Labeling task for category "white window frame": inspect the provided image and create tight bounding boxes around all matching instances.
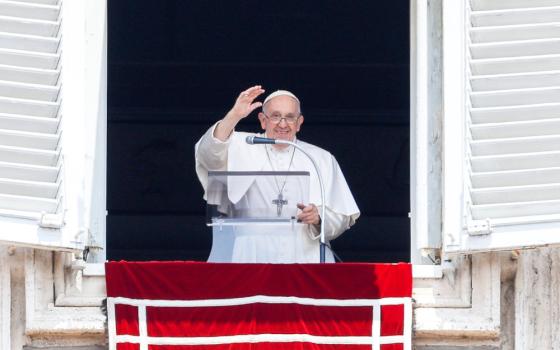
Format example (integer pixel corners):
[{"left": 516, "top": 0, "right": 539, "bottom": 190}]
[
  {"left": 56, "top": 0, "right": 107, "bottom": 259},
  {"left": 441, "top": 0, "right": 468, "bottom": 255},
  {"left": 81, "top": 0, "right": 108, "bottom": 263},
  {"left": 85, "top": 0, "right": 444, "bottom": 278},
  {"left": 52, "top": 0, "right": 108, "bottom": 305},
  {"left": 410, "top": 0, "right": 445, "bottom": 271}
]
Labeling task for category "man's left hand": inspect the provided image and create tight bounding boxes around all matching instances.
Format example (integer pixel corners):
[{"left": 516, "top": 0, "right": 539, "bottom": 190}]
[{"left": 297, "top": 203, "right": 321, "bottom": 225}]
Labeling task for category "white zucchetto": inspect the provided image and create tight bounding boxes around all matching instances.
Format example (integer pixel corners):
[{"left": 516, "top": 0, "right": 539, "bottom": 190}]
[{"left": 263, "top": 90, "right": 300, "bottom": 106}]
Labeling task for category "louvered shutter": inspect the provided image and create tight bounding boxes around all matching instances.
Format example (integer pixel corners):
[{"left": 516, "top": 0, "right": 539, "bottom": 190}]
[
  {"left": 444, "top": 0, "right": 560, "bottom": 253},
  {"left": 0, "top": 0, "right": 84, "bottom": 251}
]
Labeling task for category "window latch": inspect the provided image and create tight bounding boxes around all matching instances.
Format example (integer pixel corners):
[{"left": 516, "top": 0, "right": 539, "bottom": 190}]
[
  {"left": 467, "top": 218, "right": 492, "bottom": 235},
  {"left": 38, "top": 212, "right": 64, "bottom": 229}
]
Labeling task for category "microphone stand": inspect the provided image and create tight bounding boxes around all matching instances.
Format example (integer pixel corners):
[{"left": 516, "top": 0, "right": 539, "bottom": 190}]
[{"left": 247, "top": 136, "right": 327, "bottom": 263}]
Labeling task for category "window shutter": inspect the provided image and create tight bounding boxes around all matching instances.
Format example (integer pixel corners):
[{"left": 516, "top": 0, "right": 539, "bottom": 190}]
[
  {"left": 0, "top": 0, "right": 83, "bottom": 251},
  {"left": 445, "top": 0, "right": 560, "bottom": 253}
]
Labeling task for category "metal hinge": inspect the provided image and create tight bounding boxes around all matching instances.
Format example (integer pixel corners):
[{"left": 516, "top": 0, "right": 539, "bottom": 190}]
[{"left": 467, "top": 218, "right": 493, "bottom": 235}]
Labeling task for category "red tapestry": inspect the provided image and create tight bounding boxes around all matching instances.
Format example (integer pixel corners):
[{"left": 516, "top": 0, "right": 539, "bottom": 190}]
[{"left": 105, "top": 262, "right": 412, "bottom": 350}]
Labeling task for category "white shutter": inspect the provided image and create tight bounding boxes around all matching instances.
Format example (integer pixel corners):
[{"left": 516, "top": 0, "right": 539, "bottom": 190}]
[
  {"left": 444, "top": 0, "right": 560, "bottom": 253},
  {"left": 0, "top": 0, "right": 83, "bottom": 251}
]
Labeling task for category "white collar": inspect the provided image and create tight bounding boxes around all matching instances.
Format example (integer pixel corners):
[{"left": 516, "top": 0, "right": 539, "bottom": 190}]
[{"left": 262, "top": 133, "right": 297, "bottom": 154}]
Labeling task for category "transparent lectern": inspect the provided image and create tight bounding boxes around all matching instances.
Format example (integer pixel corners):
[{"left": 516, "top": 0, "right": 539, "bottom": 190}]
[
  {"left": 206, "top": 171, "right": 310, "bottom": 227},
  {"left": 205, "top": 171, "right": 311, "bottom": 262}
]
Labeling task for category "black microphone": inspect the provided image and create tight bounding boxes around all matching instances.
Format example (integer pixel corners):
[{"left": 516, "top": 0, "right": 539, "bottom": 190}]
[{"left": 246, "top": 136, "right": 277, "bottom": 144}]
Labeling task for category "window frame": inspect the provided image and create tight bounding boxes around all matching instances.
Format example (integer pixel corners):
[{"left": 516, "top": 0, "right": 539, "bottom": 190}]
[{"left": 88, "top": 0, "right": 444, "bottom": 275}]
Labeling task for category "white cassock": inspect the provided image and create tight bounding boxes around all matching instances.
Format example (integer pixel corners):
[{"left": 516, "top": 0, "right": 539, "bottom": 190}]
[{"left": 195, "top": 122, "right": 360, "bottom": 263}]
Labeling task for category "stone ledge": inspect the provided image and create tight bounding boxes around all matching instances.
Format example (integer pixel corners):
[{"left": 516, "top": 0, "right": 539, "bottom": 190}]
[{"left": 26, "top": 308, "right": 105, "bottom": 336}]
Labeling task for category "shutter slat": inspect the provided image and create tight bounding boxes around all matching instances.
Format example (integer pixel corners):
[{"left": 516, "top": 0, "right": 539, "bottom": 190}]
[
  {"left": 471, "top": 167, "right": 560, "bottom": 188},
  {"left": 470, "top": 22, "right": 560, "bottom": 43},
  {"left": 0, "top": 192, "right": 57, "bottom": 212},
  {"left": 471, "top": 118, "right": 560, "bottom": 140},
  {"left": 6, "top": 1, "right": 60, "bottom": 7},
  {"left": 472, "top": 199, "right": 560, "bottom": 219},
  {"left": 471, "top": 86, "right": 560, "bottom": 107},
  {"left": 471, "top": 102, "right": 560, "bottom": 123},
  {"left": 0, "top": 177, "right": 58, "bottom": 198},
  {"left": 471, "top": 150, "right": 560, "bottom": 172},
  {"left": 0, "top": 160, "right": 58, "bottom": 182},
  {"left": 471, "top": 54, "right": 560, "bottom": 75},
  {"left": 471, "top": 71, "right": 560, "bottom": 91},
  {"left": 0, "top": 113, "right": 58, "bottom": 132},
  {"left": 0, "top": 32, "right": 59, "bottom": 53},
  {"left": 0, "top": 80, "right": 58, "bottom": 101},
  {"left": 472, "top": 183, "right": 560, "bottom": 204},
  {"left": 0, "top": 15, "right": 59, "bottom": 37},
  {"left": 0, "top": 129, "right": 58, "bottom": 150},
  {"left": 472, "top": 6, "right": 560, "bottom": 27},
  {"left": 0, "top": 145, "right": 58, "bottom": 166},
  {"left": 0, "top": 1, "right": 60, "bottom": 21},
  {"left": 0, "top": 96, "right": 58, "bottom": 117},
  {"left": 471, "top": 0, "right": 560, "bottom": 11},
  {"left": 471, "top": 135, "right": 560, "bottom": 156},
  {"left": 0, "top": 64, "right": 59, "bottom": 85},
  {"left": 471, "top": 38, "right": 560, "bottom": 59},
  {"left": 0, "top": 48, "right": 58, "bottom": 69}
]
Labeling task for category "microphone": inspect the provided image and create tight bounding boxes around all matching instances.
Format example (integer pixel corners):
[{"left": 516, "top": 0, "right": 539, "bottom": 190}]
[{"left": 246, "top": 136, "right": 277, "bottom": 144}]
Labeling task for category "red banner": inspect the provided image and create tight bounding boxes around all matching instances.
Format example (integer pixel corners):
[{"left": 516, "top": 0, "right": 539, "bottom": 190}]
[{"left": 106, "top": 262, "right": 412, "bottom": 350}]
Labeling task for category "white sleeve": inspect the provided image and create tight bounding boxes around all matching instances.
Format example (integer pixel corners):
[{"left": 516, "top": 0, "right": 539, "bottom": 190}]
[
  {"left": 195, "top": 122, "right": 232, "bottom": 171},
  {"left": 306, "top": 205, "right": 353, "bottom": 241}
]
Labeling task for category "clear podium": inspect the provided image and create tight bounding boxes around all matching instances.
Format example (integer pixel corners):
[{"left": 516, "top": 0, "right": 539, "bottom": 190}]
[
  {"left": 205, "top": 171, "right": 311, "bottom": 262},
  {"left": 206, "top": 170, "right": 311, "bottom": 226}
]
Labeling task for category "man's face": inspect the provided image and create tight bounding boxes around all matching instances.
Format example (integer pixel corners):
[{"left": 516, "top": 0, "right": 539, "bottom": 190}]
[{"left": 258, "top": 95, "right": 304, "bottom": 142}]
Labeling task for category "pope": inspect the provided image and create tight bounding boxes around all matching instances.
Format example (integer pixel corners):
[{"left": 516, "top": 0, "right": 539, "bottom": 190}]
[{"left": 195, "top": 85, "right": 360, "bottom": 263}]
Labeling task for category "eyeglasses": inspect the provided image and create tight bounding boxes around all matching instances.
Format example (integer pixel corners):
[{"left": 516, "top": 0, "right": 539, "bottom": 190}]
[{"left": 263, "top": 113, "right": 301, "bottom": 124}]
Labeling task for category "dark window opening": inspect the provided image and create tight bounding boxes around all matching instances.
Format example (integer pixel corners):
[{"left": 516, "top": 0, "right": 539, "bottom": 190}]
[{"left": 107, "top": 1, "right": 410, "bottom": 262}]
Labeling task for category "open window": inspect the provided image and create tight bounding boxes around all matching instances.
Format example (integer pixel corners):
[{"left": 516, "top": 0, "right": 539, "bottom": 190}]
[
  {"left": 107, "top": 1, "right": 411, "bottom": 263},
  {"left": 443, "top": 0, "right": 560, "bottom": 254}
]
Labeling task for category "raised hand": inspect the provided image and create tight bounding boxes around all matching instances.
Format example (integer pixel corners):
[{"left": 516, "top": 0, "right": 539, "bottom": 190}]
[
  {"left": 213, "top": 85, "right": 265, "bottom": 141},
  {"left": 228, "top": 85, "right": 266, "bottom": 120}
]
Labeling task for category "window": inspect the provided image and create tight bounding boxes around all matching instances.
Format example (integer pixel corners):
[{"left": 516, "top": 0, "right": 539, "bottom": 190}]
[{"left": 106, "top": 0, "right": 411, "bottom": 263}]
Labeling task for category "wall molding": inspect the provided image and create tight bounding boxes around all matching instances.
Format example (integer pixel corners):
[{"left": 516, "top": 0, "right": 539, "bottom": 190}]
[
  {"left": 414, "top": 253, "right": 501, "bottom": 341},
  {"left": 24, "top": 250, "right": 105, "bottom": 339}
]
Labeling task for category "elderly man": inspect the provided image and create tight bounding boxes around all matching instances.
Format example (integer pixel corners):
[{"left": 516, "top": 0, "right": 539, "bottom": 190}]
[{"left": 195, "top": 85, "right": 360, "bottom": 263}]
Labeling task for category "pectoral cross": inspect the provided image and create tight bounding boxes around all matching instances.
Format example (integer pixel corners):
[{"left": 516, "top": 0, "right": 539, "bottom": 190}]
[{"left": 272, "top": 193, "right": 288, "bottom": 217}]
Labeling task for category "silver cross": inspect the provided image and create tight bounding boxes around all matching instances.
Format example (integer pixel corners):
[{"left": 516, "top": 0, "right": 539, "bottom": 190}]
[{"left": 272, "top": 193, "right": 288, "bottom": 217}]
